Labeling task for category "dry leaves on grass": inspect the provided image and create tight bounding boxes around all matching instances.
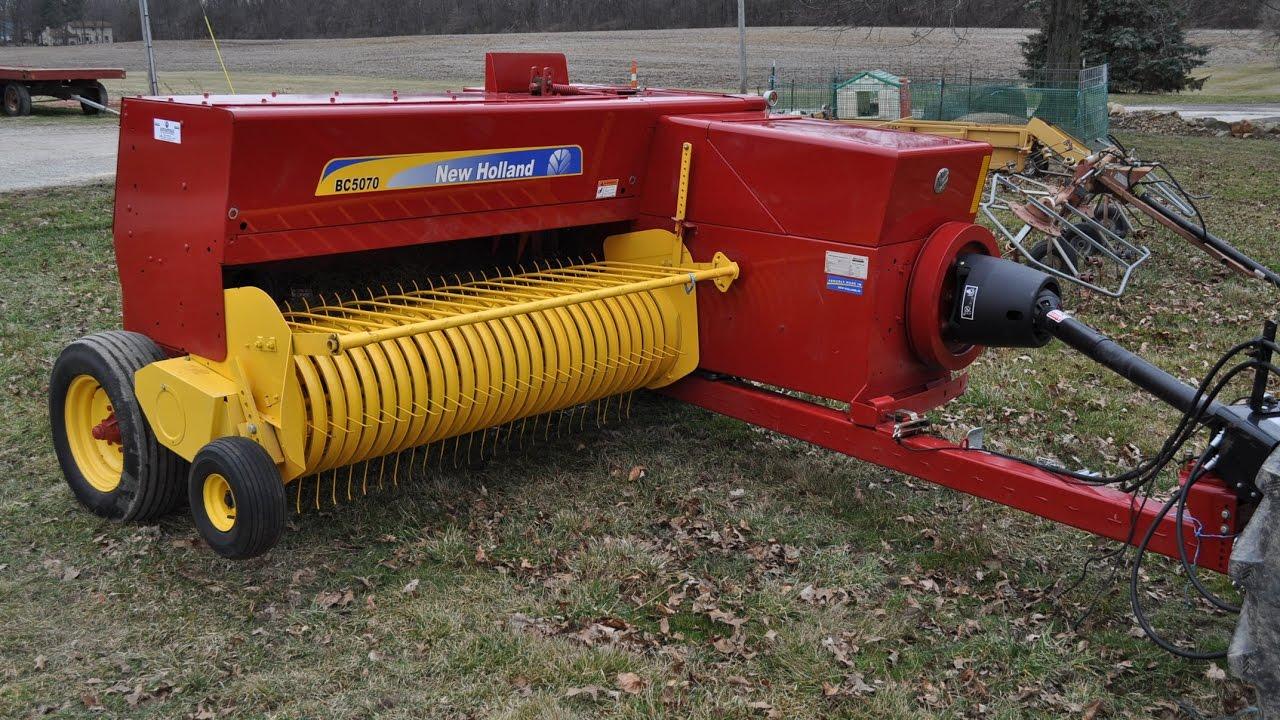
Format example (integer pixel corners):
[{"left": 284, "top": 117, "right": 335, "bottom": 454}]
[
  {"left": 314, "top": 588, "right": 354, "bottom": 610},
  {"left": 616, "top": 672, "right": 648, "bottom": 694},
  {"left": 822, "top": 671, "right": 876, "bottom": 697},
  {"left": 747, "top": 700, "right": 781, "bottom": 718},
  {"left": 41, "top": 558, "right": 81, "bottom": 581}
]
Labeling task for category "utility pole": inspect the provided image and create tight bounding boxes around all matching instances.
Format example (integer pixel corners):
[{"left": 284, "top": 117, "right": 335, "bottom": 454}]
[
  {"left": 138, "top": 0, "right": 159, "bottom": 95},
  {"left": 737, "top": 0, "right": 747, "bottom": 93}
]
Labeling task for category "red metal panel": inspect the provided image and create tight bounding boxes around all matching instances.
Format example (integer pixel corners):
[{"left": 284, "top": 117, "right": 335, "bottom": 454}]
[
  {"left": 633, "top": 114, "right": 993, "bottom": 410},
  {"left": 663, "top": 375, "right": 1236, "bottom": 574},
  {"left": 639, "top": 116, "right": 989, "bottom": 247},
  {"left": 114, "top": 99, "right": 234, "bottom": 360},
  {"left": 0, "top": 66, "right": 125, "bottom": 82},
  {"left": 219, "top": 97, "right": 750, "bottom": 238},
  {"left": 485, "top": 53, "right": 569, "bottom": 92},
  {"left": 112, "top": 91, "right": 766, "bottom": 359},
  {"left": 647, "top": 220, "right": 954, "bottom": 407},
  {"left": 224, "top": 199, "right": 639, "bottom": 265}
]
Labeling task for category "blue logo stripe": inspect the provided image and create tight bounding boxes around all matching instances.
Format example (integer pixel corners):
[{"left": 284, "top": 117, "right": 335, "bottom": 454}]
[{"left": 321, "top": 156, "right": 384, "bottom": 179}]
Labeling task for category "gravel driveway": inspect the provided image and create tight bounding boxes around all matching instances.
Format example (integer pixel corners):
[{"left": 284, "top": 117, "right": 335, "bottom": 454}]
[
  {"left": 1125, "top": 104, "right": 1280, "bottom": 124},
  {"left": 0, "top": 120, "right": 118, "bottom": 192}
]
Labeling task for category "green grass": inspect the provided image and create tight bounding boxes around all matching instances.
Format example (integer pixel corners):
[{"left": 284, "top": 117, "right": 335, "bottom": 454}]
[
  {"left": 0, "top": 133, "right": 1276, "bottom": 718},
  {"left": 1112, "top": 62, "right": 1280, "bottom": 106}
]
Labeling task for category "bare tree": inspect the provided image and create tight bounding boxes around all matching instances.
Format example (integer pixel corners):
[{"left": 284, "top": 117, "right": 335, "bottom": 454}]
[
  {"left": 1265, "top": 2, "right": 1280, "bottom": 62},
  {"left": 1, "top": 0, "right": 1266, "bottom": 45}
]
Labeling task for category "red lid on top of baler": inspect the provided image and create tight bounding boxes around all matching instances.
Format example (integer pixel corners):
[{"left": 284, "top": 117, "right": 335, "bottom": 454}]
[
  {"left": 641, "top": 113, "right": 993, "bottom": 248},
  {"left": 678, "top": 113, "right": 986, "bottom": 154}
]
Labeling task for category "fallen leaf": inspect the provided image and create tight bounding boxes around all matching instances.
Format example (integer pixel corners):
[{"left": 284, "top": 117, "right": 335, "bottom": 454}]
[
  {"left": 124, "top": 685, "right": 147, "bottom": 707},
  {"left": 1206, "top": 662, "right": 1227, "bottom": 681},
  {"left": 628, "top": 465, "right": 647, "bottom": 482},
  {"left": 402, "top": 578, "right": 420, "bottom": 595},
  {"left": 616, "top": 672, "right": 647, "bottom": 694},
  {"left": 315, "top": 589, "right": 354, "bottom": 610}
]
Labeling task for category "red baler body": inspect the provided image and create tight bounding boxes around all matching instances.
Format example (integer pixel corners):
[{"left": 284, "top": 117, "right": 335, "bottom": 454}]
[{"left": 111, "top": 54, "right": 1237, "bottom": 572}]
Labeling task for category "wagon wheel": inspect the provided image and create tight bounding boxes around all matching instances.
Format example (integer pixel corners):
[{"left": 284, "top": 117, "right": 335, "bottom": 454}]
[
  {"left": 79, "top": 81, "right": 109, "bottom": 116},
  {"left": 1028, "top": 224, "right": 1095, "bottom": 278},
  {"left": 49, "top": 331, "right": 186, "bottom": 520},
  {"left": 1, "top": 83, "right": 31, "bottom": 117}
]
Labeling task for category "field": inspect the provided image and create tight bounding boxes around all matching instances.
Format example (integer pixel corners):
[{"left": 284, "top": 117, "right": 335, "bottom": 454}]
[
  {"left": 0, "top": 27, "right": 1275, "bottom": 98},
  {"left": 0, "top": 128, "right": 1277, "bottom": 718}
]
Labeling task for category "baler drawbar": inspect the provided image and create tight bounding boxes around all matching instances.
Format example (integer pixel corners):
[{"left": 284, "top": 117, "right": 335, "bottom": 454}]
[{"left": 47, "top": 53, "right": 1280, "bottom": 710}]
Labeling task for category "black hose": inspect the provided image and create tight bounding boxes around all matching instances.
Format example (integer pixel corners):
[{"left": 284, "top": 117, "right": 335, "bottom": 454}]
[
  {"left": 984, "top": 337, "right": 1269, "bottom": 491},
  {"left": 1175, "top": 452, "right": 1242, "bottom": 614},
  {"left": 1129, "top": 488, "right": 1229, "bottom": 660}
]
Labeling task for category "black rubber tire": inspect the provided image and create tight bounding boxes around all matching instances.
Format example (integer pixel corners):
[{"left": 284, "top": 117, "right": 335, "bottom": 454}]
[
  {"left": 49, "top": 331, "right": 186, "bottom": 521},
  {"left": 1092, "top": 204, "right": 1132, "bottom": 240},
  {"left": 188, "top": 437, "right": 286, "bottom": 560},
  {"left": 2, "top": 82, "right": 31, "bottom": 117},
  {"left": 80, "top": 82, "right": 108, "bottom": 116},
  {"left": 1029, "top": 231, "right": 1088, "bottom": 277}
]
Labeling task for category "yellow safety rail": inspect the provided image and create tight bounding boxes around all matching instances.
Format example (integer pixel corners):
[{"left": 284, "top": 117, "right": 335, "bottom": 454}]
[{"left": 291, "top": 254, "right": 737, "bottom": 356}]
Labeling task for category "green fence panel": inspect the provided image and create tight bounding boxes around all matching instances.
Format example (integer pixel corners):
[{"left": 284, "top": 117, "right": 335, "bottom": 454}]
[{"left": 769, "top": 65, "right": 1109, "bottom": 144}]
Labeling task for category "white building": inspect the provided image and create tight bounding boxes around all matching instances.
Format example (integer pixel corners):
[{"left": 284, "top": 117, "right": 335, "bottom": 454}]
[
  {"left": 40, "top": 21, "right": 113, "bottom": 46},
  {"left": 835, "top": 70, "right": 903, "bottom": 121}
]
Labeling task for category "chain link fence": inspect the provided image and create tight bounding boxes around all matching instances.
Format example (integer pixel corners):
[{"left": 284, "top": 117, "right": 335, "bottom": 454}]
[{"left": 765, "top": 64, "right": 1109, "bottom": 143}]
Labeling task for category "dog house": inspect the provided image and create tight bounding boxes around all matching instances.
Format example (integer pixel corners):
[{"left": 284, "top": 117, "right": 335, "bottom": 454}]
[{"left": 835, "top": 70, "right": 902, "bottom": 120}]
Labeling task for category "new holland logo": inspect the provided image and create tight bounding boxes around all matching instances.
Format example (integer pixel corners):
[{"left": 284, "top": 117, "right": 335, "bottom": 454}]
[{"left": 316, "top": 145, "right": 584, "bottom": 196}]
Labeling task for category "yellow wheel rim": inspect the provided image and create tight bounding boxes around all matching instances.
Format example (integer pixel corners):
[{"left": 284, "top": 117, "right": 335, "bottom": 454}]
[
  {"left": 202, "top": 473, "right": 236, "bottom": 532},
  {"left": 63, "top": 375, "right": 123, "bottom": 493}
]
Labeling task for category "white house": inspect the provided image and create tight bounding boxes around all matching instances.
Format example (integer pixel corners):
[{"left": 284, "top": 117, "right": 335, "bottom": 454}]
[{"left": 40, "top": 20, "right": 113, "bottom": 46}]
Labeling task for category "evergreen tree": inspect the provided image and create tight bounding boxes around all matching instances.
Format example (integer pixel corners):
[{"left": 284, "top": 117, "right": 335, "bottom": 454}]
[
  {"left": 1022, "top": 0, "right": 1208, "bottom": 93},
  {"left": 38, "top": 0, "right": 85, "bottom": 29}
]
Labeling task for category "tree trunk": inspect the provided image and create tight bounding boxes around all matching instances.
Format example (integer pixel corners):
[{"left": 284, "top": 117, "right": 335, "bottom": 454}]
[{"left": 1043, "top": 0, "right": 1083, "bottom": 69}]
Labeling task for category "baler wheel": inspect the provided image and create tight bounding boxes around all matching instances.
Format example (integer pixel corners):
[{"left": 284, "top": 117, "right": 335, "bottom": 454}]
[
  {"left": 50, "top": 331, "right": 186, "bottom": 521},
  {"left": 188, "top": 437, "right": 286, "bottom": 560}
]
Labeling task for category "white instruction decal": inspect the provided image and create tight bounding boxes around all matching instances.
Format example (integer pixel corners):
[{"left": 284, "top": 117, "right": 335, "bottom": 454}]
[
  {"left": 824, "top": 251, "right": 869, "bottom": 280},
  {"left": 960, "top": 285, "right": 979, "bottom": 320},
  {"left": 153, "top": 118, "right": 182, "bottom": 144},
  {"left": 595, "top": 179, "right": 619, "bottom": 199}
]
